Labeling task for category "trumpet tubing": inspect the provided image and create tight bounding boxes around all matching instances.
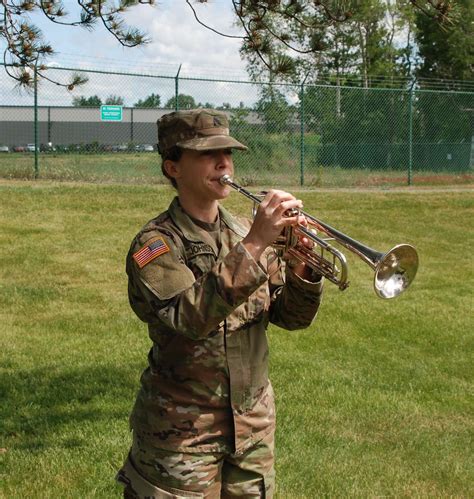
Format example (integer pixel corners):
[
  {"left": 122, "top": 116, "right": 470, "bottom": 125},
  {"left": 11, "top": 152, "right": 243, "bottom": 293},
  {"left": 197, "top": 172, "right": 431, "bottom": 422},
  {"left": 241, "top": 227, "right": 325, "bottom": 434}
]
[{"left": 220, "top": 174, "right": 419, "bottom": 299}]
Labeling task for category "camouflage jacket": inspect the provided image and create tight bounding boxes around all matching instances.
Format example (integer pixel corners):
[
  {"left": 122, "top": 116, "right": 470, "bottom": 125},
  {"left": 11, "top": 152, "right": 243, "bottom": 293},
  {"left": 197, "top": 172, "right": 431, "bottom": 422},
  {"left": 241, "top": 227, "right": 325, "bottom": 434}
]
[{"left": 126, "top": 197, "right": 324, "bottom": 455}]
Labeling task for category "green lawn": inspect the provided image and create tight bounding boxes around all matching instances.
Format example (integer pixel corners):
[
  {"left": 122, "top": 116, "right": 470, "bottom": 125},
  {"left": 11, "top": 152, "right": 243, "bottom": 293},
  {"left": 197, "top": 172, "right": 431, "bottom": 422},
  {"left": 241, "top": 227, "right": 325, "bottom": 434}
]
[
  {"left": 1, "top": 181, "right": 473, "bottom": 497},
  {"left": 1, "top": 152, "right": 473, "bottom": 188}
]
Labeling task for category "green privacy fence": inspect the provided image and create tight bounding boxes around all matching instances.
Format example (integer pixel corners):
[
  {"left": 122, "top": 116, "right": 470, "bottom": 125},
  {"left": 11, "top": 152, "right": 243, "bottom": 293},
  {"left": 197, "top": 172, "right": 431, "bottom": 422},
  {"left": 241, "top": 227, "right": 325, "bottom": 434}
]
[{"left": 0, "top": 64, "right": 472, "bottom": 187}]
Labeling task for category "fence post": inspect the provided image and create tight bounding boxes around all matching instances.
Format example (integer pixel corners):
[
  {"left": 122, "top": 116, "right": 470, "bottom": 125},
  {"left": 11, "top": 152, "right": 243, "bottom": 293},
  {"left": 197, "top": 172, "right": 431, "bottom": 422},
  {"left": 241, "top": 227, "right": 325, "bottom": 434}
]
[
  {"left": 130, "top": 107, "right": 134, "bottom": 144},
  {"left": 175, "top": 64, "right": 182, "bottom": 111},
  {"left": 299, "top": 73, "right": 310, "bottom": 186},
  {"left": 300, "top": 82, "right": 305, "bottom": 186},
  {"left": 34, "top": 60, "right": 39, "bottom": 179},
  {"left": 408, "top": 84, "right": 414, "bottom": 186},
  {"left": 47, "top": 106, "right": 51, "bottom": 144}
]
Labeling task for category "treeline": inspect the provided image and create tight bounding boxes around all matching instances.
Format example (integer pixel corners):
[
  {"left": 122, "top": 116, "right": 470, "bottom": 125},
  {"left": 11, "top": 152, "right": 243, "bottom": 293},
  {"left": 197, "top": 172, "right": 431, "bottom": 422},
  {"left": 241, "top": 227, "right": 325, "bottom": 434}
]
[
  {"left": 70, "top": 81, "right": 472, "bottom": 173},
  {"left": 230, "top": 86, "right": 473, "bottom": 172},
  {"left": 72, "top": 86, "right": 472, "bottom": 149},
  {"left": 72, "top": 93, "right": 205, "bottom": 109}
]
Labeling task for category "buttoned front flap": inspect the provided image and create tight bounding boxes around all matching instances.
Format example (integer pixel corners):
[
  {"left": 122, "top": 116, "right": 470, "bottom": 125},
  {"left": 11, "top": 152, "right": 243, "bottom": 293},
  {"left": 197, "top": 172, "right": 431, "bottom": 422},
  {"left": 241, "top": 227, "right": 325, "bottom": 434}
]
[
  {"left": 185, "top": 242, "right": 217, "bottom": 278},
  {"left": 225, "top": 281, "right": 271, "bottom": 332},
  {"left": 131, "top": 231, "right": 196, "bottom": 301},
  {"left": 224, "top": 246, "right": 274, "bottom": 334}
]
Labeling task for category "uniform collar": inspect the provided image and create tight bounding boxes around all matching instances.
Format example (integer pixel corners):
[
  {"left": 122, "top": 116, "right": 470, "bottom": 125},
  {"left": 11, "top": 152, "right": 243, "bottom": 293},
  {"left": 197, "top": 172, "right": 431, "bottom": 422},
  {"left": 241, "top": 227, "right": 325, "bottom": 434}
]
[
  {"left": 219, "top": 204, "right": 248, "bottom": 238},
  {"left": 168, "top": 197, "right": 248, "bottom": 254}
]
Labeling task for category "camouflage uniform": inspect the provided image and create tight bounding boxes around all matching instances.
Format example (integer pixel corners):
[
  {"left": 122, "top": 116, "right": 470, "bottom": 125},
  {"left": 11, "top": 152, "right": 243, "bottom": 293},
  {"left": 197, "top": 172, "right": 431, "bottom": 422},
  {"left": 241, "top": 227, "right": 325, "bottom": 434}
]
[{"left": 117, "top": 197, "right": 324, "bottom": 498}]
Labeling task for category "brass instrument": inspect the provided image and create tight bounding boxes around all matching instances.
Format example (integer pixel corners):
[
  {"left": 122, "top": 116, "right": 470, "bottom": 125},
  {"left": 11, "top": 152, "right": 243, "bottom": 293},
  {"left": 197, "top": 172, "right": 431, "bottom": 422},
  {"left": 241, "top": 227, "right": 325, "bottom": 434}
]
[{"left": 220, "top": 174, "right": 418, "bottom": 299}]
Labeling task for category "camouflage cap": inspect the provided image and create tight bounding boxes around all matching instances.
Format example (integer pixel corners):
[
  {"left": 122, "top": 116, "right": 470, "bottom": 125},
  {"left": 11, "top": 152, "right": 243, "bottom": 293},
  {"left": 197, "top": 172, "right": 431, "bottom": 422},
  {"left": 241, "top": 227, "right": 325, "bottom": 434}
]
[{"left": 157, "top": 108, "right": 247, "bottom": 155}]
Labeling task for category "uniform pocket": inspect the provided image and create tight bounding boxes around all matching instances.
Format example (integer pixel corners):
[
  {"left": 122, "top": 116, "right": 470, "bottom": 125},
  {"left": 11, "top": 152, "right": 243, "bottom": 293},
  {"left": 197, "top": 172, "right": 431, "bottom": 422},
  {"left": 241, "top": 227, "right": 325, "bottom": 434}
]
[
  {"left": 187, "top": 251, "right": 215, "bottom": 279},
  {"left": 117, "top": 455, "right": 204, "bottom": 498}
]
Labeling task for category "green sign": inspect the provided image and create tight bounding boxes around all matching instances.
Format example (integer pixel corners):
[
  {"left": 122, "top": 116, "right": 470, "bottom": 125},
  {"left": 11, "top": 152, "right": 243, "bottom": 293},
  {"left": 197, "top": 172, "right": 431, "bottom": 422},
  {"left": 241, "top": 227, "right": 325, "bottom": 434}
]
[{"left": 100, "top": 105, "right": 123, "bottom": 121}]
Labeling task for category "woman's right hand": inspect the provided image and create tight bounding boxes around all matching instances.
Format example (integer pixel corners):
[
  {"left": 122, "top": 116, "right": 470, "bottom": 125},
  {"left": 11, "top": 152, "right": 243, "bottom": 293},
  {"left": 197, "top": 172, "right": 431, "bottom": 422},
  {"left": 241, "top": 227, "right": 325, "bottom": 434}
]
[{"left": 241, "top": 189, "right": 306, "bottom": 261}]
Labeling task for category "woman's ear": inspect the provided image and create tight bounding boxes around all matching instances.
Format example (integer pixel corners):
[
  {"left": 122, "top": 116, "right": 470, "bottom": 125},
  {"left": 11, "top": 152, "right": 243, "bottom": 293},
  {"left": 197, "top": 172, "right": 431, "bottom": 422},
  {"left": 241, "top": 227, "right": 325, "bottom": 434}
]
[{"left": 163, "top": 159, "right": 181, "bottom": 181}]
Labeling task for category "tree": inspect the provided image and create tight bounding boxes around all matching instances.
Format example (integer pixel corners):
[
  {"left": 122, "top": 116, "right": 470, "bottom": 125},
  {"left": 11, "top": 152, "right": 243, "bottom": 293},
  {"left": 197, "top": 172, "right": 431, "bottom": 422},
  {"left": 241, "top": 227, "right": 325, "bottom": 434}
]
[
  {"left": 72, "top": 94, "right": 125, "bottom": 106},
  {"left": 255, "top": 86, "right": 292, "bottom": 133},
  {"left": 72, "top": 95, "right": 102, "bottom": 107},
  {"left": 165, "top": 94, "right": 196, "bottom": 110},
  {"left": 105, "top": 95, "right": 125, "bottom": 105},
  {"left": 190, "top": 0, "right": 459, "bottom": 82},
  {"left": 2, "top": 0, "right": 153, "bottom": 88},
  {"left": 237, "top": 0, "right": 422, "bottom": 87},
  {"left": 414, "top": 0, "right": 474, "bottom": 83},
  {"left": 134, "top": 93, "right": 161, "bottom": 108}
]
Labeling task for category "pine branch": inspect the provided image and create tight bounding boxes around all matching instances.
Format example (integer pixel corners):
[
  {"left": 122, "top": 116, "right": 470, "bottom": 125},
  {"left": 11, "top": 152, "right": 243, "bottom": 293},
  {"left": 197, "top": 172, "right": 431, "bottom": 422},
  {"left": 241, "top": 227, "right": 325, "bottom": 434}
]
[
  {"left": 185, "top": 0, "right": 244, "bottom": 39},
  {"left": 1, "top": 0, "right": 153, "bottom": 87}
]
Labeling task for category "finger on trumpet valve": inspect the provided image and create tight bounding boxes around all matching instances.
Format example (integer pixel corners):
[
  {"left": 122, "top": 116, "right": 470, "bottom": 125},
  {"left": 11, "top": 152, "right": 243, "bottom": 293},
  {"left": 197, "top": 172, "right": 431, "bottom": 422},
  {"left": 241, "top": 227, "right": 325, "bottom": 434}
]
[
  {"left": 284, "top": 208, "right": 300, "bottom": 218},
  {"left": 299, "top": 235, "right": 314, "bottom": 249}
]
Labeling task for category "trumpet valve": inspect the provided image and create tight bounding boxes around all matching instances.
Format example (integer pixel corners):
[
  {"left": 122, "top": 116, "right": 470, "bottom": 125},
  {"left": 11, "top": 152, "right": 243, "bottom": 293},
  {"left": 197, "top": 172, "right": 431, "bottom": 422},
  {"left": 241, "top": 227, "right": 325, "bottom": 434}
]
[{"left": 284, "top": 207, "right": 300, "bottom": 218}]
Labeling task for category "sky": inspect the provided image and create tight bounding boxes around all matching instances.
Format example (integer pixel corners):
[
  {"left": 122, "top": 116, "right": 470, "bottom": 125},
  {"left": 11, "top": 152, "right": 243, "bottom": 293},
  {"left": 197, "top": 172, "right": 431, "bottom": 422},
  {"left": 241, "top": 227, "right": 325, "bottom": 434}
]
[
  {"left": 44, "top": 0, "right": 248, "bottom": 78},
  {"left": 0, "top": 0, "right": 265, "bottom": 106}
]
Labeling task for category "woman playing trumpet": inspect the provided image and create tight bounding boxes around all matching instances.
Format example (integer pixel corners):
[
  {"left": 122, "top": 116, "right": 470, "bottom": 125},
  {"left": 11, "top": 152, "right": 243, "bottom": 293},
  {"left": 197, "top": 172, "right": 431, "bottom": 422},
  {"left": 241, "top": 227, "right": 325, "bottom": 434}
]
[{"left": 116, "top": 108, "right": 324, "bottom": 498}]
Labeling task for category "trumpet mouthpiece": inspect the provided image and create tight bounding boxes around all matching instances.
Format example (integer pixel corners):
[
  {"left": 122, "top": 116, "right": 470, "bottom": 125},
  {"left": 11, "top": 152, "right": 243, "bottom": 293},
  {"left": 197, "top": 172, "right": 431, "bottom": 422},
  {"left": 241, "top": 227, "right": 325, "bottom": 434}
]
[{"left": 220, "top": 174, "right": 232, "bottom": 185}]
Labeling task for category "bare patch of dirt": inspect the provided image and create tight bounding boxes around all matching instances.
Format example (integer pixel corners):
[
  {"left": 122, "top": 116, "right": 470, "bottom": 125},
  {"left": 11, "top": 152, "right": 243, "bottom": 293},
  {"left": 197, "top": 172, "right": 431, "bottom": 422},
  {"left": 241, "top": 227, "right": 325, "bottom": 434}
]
[{"left": 355, "top": 173, "right": 474, "bottom": 187}]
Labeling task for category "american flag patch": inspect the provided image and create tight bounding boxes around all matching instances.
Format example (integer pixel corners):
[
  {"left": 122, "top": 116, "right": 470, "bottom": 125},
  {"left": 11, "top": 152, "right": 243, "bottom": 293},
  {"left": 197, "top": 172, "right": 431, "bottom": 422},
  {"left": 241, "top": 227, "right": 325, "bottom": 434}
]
[{"left": 133, "top": 236, "right": 170, "bottom": 268}]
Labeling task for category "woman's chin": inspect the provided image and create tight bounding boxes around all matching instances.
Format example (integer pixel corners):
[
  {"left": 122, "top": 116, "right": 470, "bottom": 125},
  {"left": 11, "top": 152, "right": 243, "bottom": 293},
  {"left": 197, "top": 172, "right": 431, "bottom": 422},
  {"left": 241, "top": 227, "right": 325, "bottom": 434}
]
[{"left": 210, "top": 183, "right": 230, "bottom": 199}]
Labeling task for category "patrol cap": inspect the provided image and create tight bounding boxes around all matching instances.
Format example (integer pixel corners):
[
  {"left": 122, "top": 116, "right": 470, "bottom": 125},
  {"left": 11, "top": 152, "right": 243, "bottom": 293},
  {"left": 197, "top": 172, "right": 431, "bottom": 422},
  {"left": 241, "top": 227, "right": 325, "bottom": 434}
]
[{"left": 157, "top": 108, "right": 247, "bottom": 155}]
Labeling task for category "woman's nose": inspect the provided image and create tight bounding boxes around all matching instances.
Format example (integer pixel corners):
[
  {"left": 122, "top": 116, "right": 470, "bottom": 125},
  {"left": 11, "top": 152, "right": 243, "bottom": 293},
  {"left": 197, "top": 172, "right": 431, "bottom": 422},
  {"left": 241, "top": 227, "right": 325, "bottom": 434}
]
[{"left": 216, "top": 151, "right": 231, "bottom": 168}]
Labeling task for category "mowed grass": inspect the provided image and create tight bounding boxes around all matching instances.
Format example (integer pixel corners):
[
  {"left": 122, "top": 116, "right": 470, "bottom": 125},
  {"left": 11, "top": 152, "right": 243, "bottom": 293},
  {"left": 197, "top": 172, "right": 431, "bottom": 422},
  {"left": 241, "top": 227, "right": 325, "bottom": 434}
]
[
  {"left": 1, "top": 152, "right": 473, "bottom": 188},
  {"left": 0, "top": 181, "right": 473, "bottom": 498}
]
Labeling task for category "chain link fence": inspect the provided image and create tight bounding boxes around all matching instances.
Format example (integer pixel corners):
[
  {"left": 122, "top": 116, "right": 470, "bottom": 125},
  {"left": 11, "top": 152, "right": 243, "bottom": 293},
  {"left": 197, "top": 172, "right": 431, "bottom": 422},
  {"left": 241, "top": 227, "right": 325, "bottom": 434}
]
[{"left": 0, "top": 64, "right": 473, "bottom": 187}]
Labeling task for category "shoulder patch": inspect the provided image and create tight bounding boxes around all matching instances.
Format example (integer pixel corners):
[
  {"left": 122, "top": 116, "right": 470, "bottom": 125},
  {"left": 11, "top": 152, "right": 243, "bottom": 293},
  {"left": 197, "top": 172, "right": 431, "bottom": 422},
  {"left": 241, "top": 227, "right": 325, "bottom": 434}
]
[{"left": 133, "top": 236, "right": 170, "bottom": 268}]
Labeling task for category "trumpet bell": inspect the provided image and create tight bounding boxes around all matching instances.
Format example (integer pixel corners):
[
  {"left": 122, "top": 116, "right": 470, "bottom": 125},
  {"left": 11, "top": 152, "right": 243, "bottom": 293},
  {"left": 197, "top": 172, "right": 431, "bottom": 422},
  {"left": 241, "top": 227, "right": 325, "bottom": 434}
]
[{"left": 374, "top": 244, "right": 419, "bottom": 299}]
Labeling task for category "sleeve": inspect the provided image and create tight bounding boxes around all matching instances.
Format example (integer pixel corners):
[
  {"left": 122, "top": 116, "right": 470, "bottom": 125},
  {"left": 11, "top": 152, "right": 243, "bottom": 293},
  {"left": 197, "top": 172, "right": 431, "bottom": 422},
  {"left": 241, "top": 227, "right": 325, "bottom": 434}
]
[
  {"left": 126, "top": 230, "right": 269, "bottom": 340},
  {"left": 266, "top": 249, "right": 324, "bottom": 331}
]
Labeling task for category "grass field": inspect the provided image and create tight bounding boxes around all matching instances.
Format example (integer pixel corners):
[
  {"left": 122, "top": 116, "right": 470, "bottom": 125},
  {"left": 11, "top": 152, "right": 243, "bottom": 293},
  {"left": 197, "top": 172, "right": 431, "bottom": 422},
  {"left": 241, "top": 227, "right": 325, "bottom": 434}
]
[
  {"left": 1, "top": 152, "right": 473, "bottom": 188},
  {"left": 1, "top": 180, "right": 473, "bottom": 497}
]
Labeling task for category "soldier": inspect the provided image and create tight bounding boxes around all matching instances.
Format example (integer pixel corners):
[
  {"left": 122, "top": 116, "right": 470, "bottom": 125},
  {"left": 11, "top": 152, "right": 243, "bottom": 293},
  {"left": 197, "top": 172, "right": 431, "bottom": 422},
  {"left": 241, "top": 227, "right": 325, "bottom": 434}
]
[{"left": 116, "top": 108, "right": 324, "bottom": 498}]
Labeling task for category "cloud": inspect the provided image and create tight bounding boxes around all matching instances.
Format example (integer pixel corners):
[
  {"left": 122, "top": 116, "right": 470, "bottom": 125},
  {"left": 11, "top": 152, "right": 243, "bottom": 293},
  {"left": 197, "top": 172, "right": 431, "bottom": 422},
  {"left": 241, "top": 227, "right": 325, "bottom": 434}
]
[
  {"left": 126, "top": 1, "right": 246, "bottom": 76},
  {"left": 0, "top": 1, "right": 257, "bottom": 106}
]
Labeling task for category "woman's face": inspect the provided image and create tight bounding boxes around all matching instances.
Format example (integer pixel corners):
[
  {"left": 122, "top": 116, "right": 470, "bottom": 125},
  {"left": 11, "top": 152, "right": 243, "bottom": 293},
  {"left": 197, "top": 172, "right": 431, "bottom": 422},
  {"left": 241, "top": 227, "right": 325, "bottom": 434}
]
[{"left": 166, "top": 148, "right": 234, "bottom": 202}]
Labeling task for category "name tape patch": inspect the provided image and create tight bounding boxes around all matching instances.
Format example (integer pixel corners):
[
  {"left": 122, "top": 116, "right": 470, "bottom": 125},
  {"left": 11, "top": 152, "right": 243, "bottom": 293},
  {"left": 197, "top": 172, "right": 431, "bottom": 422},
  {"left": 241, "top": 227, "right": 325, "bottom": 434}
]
[{"left": 133, "top": 236, "right": 170, "bottom": 268}]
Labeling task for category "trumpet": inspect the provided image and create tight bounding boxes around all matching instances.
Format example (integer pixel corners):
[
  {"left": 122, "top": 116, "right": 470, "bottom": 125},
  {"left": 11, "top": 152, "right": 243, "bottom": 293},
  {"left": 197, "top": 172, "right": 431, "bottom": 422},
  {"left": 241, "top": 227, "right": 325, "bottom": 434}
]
[{"left": 220, "top": 174, "right": 419, "bottom": 299}]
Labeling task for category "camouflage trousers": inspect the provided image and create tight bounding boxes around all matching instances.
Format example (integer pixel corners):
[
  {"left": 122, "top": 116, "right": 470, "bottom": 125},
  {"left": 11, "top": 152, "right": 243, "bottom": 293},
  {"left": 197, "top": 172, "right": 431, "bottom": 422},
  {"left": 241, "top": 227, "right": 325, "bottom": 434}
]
[{"left": 116, "top": 431, "right": 275, "bottom": 498}]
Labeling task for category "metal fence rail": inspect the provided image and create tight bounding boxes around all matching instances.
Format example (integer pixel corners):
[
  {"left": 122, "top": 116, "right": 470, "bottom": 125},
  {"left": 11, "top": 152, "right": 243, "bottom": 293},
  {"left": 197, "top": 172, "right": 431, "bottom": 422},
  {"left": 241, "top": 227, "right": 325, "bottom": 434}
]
[{"left": 0, "top": 64, "right": 472, "bottom": 187}]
